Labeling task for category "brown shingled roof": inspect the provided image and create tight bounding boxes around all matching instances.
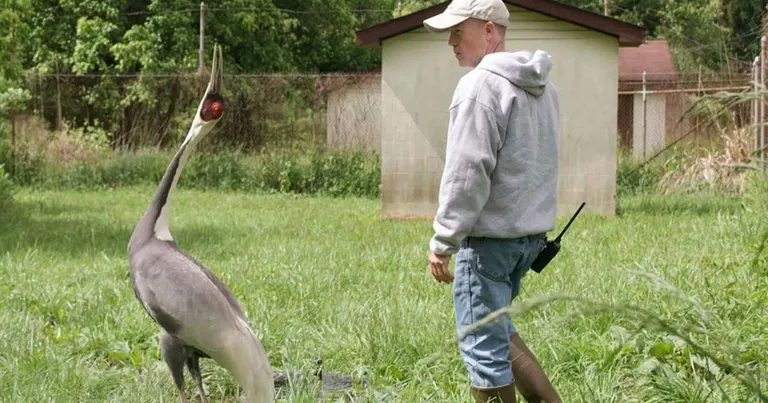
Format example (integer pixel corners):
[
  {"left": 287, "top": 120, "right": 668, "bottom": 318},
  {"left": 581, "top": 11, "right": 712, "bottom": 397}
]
[
  {"left": 619, "top": 40, "right": 677, "bottom": 82},
  {"left": 355, "top": 0, "right": 645, "bottom": 48}
]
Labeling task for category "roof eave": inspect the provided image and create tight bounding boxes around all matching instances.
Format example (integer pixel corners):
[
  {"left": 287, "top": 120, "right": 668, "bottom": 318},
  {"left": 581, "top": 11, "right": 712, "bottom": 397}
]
[
  {"left": 355, "top": 2, "right": 447, "bottom": 48},
  {"left": 511, "top": 0, "right": 645, "bottom": 46},
  {"left": 355, "top": 0, "right": 645, "bottom": 48},
  {"left": 618, "top": 33, "right": 645, "bottom": 47}
]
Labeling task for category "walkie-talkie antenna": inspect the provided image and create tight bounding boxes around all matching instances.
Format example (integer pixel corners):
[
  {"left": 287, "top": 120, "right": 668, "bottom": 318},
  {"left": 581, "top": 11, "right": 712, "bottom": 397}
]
[
  {"left": 529, "top": 201, "right": 586, "bottom": 274},
  {"left": 553, "top": 202, "right": 585, "bottom": 242}
]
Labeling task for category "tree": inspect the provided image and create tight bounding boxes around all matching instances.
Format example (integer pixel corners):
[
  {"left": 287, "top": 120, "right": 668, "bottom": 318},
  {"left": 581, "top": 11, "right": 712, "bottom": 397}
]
[
  {"left": 722, "top": 0, "right": 768, "bottom": 66},
  {"left": 393, "top": 0, "right": 441, "bottom": 16},
  {"left": 0, "top": 0, "right": 32, "bottom": 115},
  {"left": 655, "top": 0, "right": 731, "bottom": 72}
]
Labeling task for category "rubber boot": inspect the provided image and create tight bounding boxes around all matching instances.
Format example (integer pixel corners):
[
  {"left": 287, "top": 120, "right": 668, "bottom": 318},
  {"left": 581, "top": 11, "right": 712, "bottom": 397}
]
[
  {"left": 509, "top": 334, "right": 561, "bottom": 402},
  {"left": 470, "top": 384, "right": 517, "bottom": 403}
]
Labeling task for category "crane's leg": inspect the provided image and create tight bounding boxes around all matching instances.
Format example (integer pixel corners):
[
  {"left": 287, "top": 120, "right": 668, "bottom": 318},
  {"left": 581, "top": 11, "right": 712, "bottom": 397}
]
[
  {"left": 186, "top": 354, "right": 209, "bottom": 403},
  {"left": 160, "top": 330, "right": 189, "bottom": 403}
]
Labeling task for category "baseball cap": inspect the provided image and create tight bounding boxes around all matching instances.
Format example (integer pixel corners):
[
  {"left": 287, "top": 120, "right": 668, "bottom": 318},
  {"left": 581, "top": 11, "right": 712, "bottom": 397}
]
[{"left": 423, "top": 0, "right": 510, "bottom": 33}]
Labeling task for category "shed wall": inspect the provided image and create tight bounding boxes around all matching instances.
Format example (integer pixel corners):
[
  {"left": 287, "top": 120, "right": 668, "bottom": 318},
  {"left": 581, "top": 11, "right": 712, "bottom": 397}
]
[
  {"left": 327, "top": 77, "right": 382, "bottom": 153},
  {"left": 381, "top": 5, "right": 620, "bottom": 219}
]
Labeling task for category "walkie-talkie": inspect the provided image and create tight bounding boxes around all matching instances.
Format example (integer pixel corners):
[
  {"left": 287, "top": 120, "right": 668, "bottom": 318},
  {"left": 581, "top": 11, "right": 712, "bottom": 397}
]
[{"left": 530, "top": 202, "right": 586, "bottom": 273}]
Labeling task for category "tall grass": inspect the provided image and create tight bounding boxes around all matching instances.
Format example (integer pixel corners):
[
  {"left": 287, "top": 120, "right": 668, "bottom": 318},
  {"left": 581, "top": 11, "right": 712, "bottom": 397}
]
[
  {"left": 0, "top": 163, "right": 13, "bottom": 208},
  {"left": 617, "top": 85, "right": 766, "bottom": 199},
  {"left": 2, "top": 82, "right": 767, "bottom": 401},
  {"left": 0, "top": 145, "right": 381, "bottom": 198},
  {"left": 0, "top": 173, "right": 766, "bottom": 402},
  {"left": 618, "top": 125, "right": 757, "bottom": 198},
  {"left": 0, "top": 115, "right": 381, "bottom": 198}
]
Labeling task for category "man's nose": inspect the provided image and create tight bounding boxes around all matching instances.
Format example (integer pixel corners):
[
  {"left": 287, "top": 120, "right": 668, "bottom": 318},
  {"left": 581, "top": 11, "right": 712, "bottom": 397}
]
[{"left": 448, "top": 32, "right": 458, "bottom": 46}]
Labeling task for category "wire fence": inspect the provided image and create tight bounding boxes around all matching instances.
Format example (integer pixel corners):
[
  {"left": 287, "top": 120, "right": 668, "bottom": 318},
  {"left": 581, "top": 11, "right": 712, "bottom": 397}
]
[
  {"left": 617, "top": 71, "right": 755, "bottom": 161},
  {"left": 11, "top": 71, "right": 383, "bottom": 154},
  {"left": 752, "top": 36, "right": 768, "bottom": 174},
  {"left": 8, "top": 67, "right": 766, "bottom": 169}
]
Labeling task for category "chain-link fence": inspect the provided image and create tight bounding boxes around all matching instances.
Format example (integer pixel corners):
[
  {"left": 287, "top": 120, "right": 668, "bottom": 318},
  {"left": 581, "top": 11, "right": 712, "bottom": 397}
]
[
  {"left": 324, "top": 73, "right": 381, "bottom": 153},
  {"left": 12, "top": 71, "right": 382, "bottom": 154},
  {"left": 11, "top": 69, "right": 764, "bottom": 165},
  {"left": 617, "top": 71, "right": 754, "bottom": 161}
]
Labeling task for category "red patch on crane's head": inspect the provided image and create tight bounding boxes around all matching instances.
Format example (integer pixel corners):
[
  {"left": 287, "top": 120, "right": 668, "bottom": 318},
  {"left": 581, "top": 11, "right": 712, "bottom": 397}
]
[{"left": 201, "top": 95, "right": 224, "bottom": 122}]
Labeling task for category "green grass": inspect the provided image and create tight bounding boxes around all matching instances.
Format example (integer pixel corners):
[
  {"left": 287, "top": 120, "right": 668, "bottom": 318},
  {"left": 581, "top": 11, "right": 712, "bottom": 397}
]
[{"left": 0, "top": 186, "right": 766, "bottom": 402}]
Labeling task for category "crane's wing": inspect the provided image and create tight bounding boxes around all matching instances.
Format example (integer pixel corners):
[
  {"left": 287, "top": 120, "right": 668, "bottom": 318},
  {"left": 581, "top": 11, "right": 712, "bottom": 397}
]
[
  {"left": 130, "top": 239, "right": 252, "bottom": 351},
  {"left": 169, "top": 241, "right": 248, "bottom": 320}
]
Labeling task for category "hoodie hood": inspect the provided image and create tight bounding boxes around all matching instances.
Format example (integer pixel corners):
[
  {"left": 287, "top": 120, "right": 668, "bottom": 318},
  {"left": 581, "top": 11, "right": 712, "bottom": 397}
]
[{"left": 476, "top": 50, "right": 553, "bottom": 97}]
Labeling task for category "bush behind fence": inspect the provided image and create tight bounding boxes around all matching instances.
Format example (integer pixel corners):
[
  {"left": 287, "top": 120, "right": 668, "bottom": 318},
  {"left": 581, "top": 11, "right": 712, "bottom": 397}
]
[
  {"left": 1, "top": 71, "right": 383, "bottom": 198},
  {"left": 615, "top": 71, "right": 765, "bottom": 196},
  {"left": 16, "top": 71, "right": 382, "bottom": 153},
  {"left": 3, "top": 69, "right": 765, "bottom": 199},
  {"left": 0, "top": 143, "right": 381, "bottom": 199}
]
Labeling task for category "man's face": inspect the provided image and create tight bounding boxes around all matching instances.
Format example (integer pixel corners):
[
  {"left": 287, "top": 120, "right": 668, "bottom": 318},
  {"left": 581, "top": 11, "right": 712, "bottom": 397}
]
[{"left": 448, "top": 19, "right": 493, "bottom": 68}]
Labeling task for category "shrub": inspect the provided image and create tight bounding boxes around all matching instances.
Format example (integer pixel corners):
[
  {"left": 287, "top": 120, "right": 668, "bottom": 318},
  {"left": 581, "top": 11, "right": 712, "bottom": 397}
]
[
  {"left": 617, "top": 149, "right": 671, "bottom": 196},
  {"left": 246, "top": 148, "right": 380, "bottom": 197},
  {"left": 657, "top": 127, "right": 754, "bottom": 195},
  {"left": 0, "top": 164, "right": 14, "bottom": 209},
  {"left": 43, "top": 150, "right": 168, "bottom": 190},
  {"left": 184, "top": 151, "right": 247, "bottom": 191},
  {"left": 616, "top": 128, "right": 755, "bottom": 198},
  {"left": 0, "top": 139, "right": 46, "bottom": 188},
  {"left": 2, "top": 146, "right": 382, "bottom": 199},
  {"left": 304, "top": 149, "right": 381, "bottom": 197}
]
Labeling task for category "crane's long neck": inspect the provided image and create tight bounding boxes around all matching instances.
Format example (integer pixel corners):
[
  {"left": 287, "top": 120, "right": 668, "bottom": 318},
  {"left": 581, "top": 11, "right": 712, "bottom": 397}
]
[
  {"left": 130, "top": 136, "right": 197, "bottom": 248},
  {"left": 129, "top": 44, "right": 221, "bottom": 253}
]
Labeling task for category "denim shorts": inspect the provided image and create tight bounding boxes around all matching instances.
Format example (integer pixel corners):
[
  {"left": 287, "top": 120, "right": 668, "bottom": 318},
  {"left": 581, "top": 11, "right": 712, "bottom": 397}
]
[{"left": 452, "top": 234, "right": 546, "bottom": 388}]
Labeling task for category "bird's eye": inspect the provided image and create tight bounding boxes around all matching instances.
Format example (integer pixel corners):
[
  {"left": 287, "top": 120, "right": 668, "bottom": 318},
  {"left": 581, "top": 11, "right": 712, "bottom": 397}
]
[{"left": 201, "top": 96, "right": 224, "bottom": 121}]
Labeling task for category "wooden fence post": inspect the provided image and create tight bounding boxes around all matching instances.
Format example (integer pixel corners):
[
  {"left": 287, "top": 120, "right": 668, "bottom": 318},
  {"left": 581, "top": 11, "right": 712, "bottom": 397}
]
[
  {"left": 55, "top": 57, "right": 62, "bottom": 131},
  {"left": 9, "top": 12, "right": 16, "bottom": 170},
  {"left": 761, "top": 36, "right": 766, "bottom": 174}
]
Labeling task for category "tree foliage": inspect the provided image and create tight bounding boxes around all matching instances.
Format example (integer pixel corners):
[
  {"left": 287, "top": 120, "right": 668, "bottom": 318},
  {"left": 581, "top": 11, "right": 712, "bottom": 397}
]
[
  {"left": 554, "top": 0, "right": 767, "bottom": 72},
  {"left": 393, "top": 0, "right": 442, "bottom": 16},
  {"left": 656, "top": 0, "right": 732, "bottom": 72},
  {"left": 1, "top": 0, "right": 767, "bottom": 148},
  {"left": 723, "top": 0, "right": 768, "bottom": 65},
  {"left": 6, "top": 0, "right": 397, "bottom": 76},
  {"left": 3, "top": 0, "right": 767, "bottom": 77},
  {"left": 0, "top": 0, "right": 32, "bottom": 114}
]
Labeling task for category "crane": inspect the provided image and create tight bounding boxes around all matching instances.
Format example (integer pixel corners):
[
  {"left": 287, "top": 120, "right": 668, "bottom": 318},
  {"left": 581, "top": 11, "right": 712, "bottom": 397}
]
[{"left": 127, "top": 44, "right": 275, "bottom": 403}]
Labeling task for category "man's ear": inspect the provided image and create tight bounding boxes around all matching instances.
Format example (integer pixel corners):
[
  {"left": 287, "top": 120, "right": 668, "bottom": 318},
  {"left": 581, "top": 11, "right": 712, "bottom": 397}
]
[{"left": 485, "top": 21, "right": 496, "bottom": 39}]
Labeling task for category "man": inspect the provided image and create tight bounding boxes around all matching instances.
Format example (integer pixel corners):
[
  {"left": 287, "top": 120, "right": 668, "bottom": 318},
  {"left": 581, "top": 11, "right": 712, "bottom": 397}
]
[{"left": 422, "top": 0, "right": 562, "bottom": 402}]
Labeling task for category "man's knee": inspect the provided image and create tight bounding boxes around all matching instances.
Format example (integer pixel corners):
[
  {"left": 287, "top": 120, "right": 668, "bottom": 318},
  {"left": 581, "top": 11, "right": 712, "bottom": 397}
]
[{"left": 459, "top": 323, "right": 514, "bottom": 388}]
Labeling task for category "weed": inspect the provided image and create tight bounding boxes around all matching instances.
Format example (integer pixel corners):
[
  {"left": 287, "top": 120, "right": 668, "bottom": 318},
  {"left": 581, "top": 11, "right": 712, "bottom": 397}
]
[
  {"left": 0, "top": 164, "right": 13, "bottom": 208},
  {"left": 0, "top": 181, "right": 765, "bottom": 401},
  {"left": 0, "top": 146, "right": 381, "bottom": 198}
]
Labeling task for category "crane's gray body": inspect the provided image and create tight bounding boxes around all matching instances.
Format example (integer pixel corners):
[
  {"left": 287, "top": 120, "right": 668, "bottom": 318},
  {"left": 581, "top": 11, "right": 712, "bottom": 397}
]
[
  {"left": 128, "top": 146, "right": 249, "bottom": 348},
  {"left": 127, "top": 45, "right": 275, "bottom": 403},
  {"left": 129, "top": 221, "right": 249, "bottom": 355}
]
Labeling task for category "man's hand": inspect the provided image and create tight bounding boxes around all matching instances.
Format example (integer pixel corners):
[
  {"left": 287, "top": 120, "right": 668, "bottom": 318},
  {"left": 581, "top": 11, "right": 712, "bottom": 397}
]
[{"left": 429, "top": 252, "right": 454, "bottom": 284}]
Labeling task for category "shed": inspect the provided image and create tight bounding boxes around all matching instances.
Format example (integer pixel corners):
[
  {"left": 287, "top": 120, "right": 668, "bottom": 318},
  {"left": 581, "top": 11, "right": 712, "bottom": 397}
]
[
  {"left": 617, "top": 40, "right": 683, "bottom": 159},
  {"left": 356, "top": 0, "right": 645, "bottom": 219},
  {"left": 324, "top": 71, "right": 382, "bottom": 153}
]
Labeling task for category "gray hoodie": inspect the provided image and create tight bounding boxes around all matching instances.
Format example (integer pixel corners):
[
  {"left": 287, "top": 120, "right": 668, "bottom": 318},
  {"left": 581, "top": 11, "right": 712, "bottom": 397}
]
[{"left": 429, "top": 50, "right": 560, "bottom": 256}]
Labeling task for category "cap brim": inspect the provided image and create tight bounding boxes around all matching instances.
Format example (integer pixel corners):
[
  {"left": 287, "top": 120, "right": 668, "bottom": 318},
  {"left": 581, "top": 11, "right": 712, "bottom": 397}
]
[{"left": 423, "top": 13, "right": 469, "bottom": 33}]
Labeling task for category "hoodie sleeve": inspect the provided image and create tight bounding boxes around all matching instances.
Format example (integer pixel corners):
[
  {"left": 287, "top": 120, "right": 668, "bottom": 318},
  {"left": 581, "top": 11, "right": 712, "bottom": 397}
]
[{"left": 430, "top": 97, "right": 502, "bottom": 256}]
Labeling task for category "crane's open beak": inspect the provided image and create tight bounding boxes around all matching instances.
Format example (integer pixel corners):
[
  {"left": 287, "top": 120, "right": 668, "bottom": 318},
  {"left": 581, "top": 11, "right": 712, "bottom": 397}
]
[
  {"left": 207, "top": 44, "right": 223, "bottom": 96},
  {"left": 200, "top": 44, "right": 224, "bottom": 122}
]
